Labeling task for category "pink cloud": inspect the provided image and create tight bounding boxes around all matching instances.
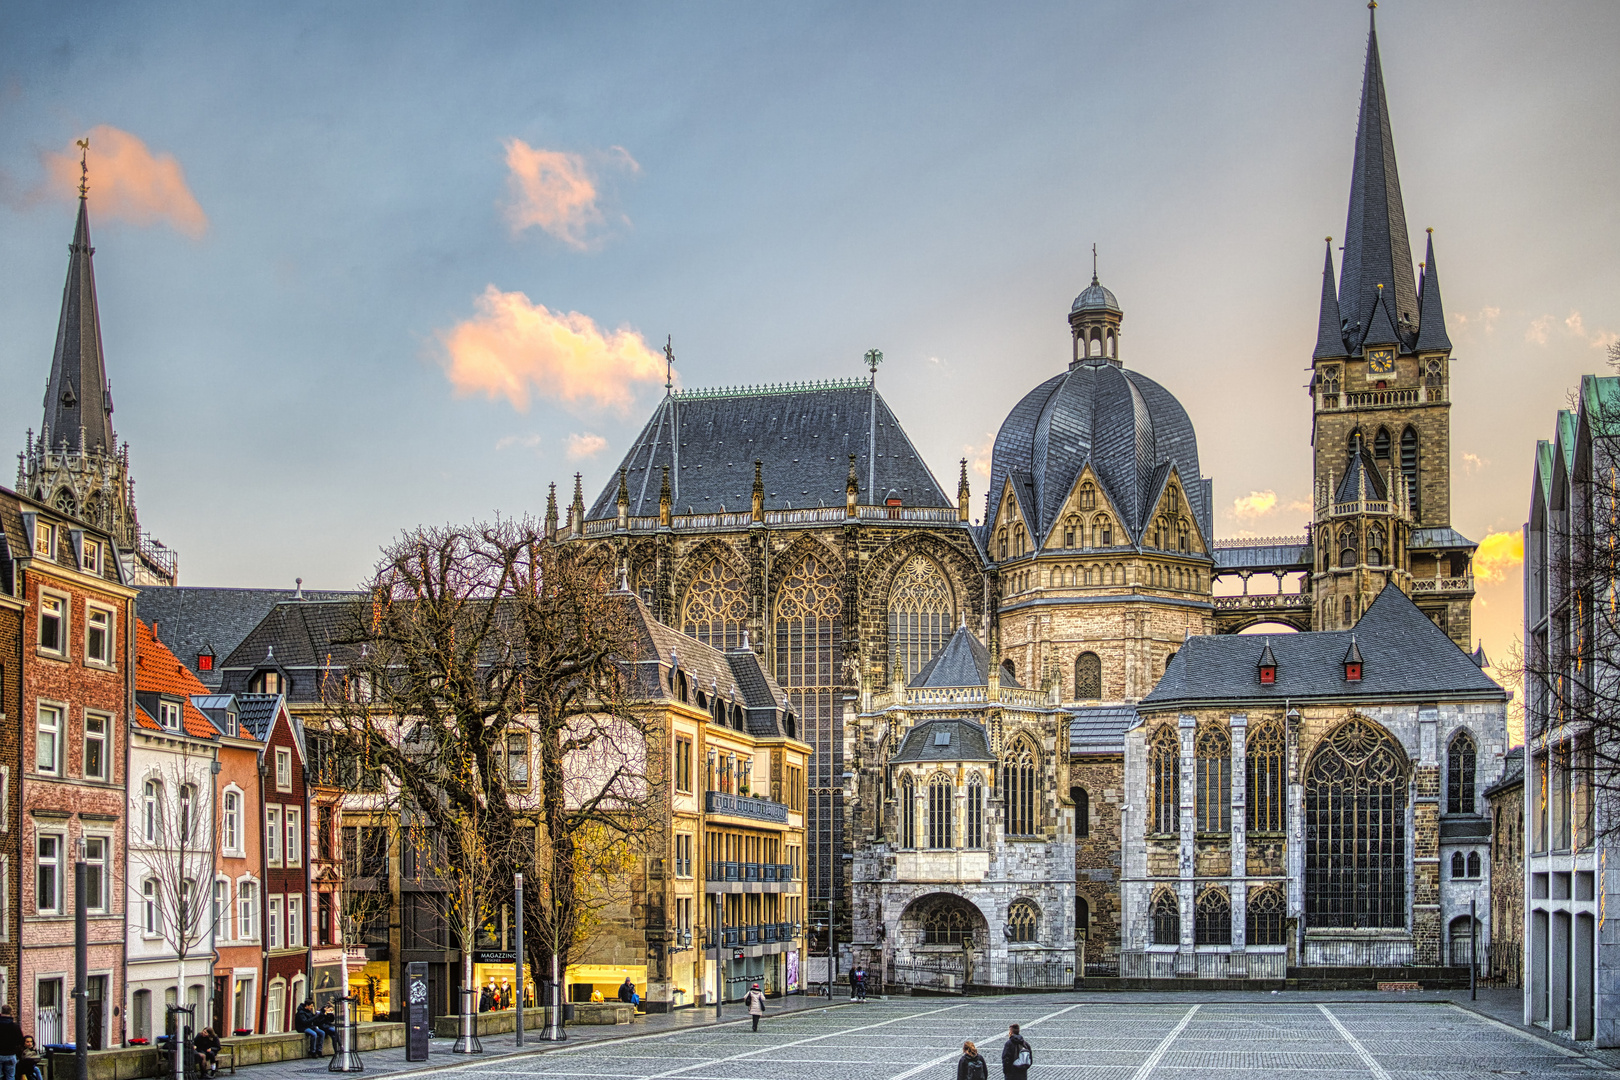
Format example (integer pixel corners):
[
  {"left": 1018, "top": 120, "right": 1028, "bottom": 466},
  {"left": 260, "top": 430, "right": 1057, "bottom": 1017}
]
[
  {"left": 42, "top": 125, "right": 207, "bottom": 237},
  {"left": 501, "top": 139, "right": 638, "bottom": 249}
]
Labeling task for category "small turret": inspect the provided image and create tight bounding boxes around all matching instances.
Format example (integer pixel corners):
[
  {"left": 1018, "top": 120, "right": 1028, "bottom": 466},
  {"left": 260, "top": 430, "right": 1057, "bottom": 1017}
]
[
  {"left": 570, "top": 473, "right": 585, "bottom": 539},
  {"left": 616, "top": 468, "right": 630, "bottom": 531},
  {"left": 845, "top": 453, "right": 859, "bottom": 518},
  {"left": 544, "top": 482, "right": 559, "bottom": 539},
  {"left": 751, "top": 459, "right": 764, "bottom": 523},
  {"left": 957, "top": 458, "right": 971, "bottom": 522},
  {"left": 659, "top": 465, "right": 672, "bottom": 528}
]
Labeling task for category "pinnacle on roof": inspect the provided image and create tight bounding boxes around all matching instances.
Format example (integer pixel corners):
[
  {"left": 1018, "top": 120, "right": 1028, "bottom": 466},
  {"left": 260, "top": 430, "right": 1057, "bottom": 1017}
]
[
  {"left": 1339, "top": 6, "right": 1418, "bottom": 352},
  {"left": 44, "top": 193, "right": 116, "bottom": 454},
  {"left": 1313, "top": 238, "right": 1348, "bottom": 360},
  {"left": 1471, "top": 641, "right": 1490, "bottom": 669},
  {"left": 1343, "top": 636, "right": 1364, "bottom": 664},
  {"left": 1257, "top": 640, "right": 1279, "bottom": 668},
  {"left": 1414, "top": 229, "right": 1452, "bottom": 352},
  {"left": 1360, "top": 284, "right": 1402, "bottom": 349}
]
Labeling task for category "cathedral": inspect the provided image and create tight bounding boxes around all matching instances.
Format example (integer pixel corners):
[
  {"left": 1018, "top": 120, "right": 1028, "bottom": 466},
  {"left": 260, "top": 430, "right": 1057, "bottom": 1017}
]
[{"left": 572, "top": 9, "right": 1505, "bottom": 985}]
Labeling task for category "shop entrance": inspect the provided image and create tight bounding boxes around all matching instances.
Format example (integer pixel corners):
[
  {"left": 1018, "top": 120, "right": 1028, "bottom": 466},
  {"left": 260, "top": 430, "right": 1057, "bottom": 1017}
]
[{"left": 724, "top": 956, "right": 773, "bottom": 1001}]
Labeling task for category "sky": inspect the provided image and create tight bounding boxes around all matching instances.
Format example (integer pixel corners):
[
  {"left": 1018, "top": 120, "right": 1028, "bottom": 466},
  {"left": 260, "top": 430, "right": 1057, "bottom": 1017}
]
[{"left": 3, "top": 1, "right": 1618, "bottom": 678}]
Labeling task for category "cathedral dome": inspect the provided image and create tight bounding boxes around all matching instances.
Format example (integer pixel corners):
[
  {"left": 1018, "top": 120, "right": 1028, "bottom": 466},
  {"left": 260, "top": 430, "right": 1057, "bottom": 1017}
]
[
  {"left": 1070, "top": 279, "right": 1121, "bottom": 315},
  {"left": 987, "top": 287, "right": 1209, "bottom": 550}
]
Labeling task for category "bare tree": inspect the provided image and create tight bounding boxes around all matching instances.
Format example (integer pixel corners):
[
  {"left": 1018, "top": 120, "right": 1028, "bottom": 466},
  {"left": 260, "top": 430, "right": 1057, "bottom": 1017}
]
[{"left": 131, "top": 753, "right": 217, "bottom": 1019}]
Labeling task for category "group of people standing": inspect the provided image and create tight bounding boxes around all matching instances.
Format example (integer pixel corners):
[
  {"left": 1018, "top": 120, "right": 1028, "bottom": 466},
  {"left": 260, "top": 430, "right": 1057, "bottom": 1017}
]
[{"left": 956, "top": 1025, "right": 1034, "bottom": 1080}]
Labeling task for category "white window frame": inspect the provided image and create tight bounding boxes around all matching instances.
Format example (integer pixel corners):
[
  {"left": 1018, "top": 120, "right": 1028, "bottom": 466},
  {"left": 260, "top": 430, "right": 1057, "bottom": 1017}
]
[
  {"left": 159, "top": 701, "right": 181, "bottom": 733},
  {"left": 82, "top": 714, "right": 109, "bottom": 782},
  {"left": 287, "top": 894, "right": 303, "bottom": 948},
  {"left": 237, "top": 880, "right": 259, "bottom": 942},
  {"left": 82, "top": 834, "right": 108, "bottom": 914},
  {"left": 285, "top": 808, "right": 301, "bottom": 867},
  {"left": 213, "top": 878, "right": 231, "bottom": 942},
  {"left": 35, "top": 704, "right": 62, "bottom": 777},
  {"left": 266, "top": 807, "right": 281, "bottom": 866},
  {"left": 265, "top": 976, "right": 286, "bottom": 1034},
  {"left": 84, "top": 603, "right": 114, "bottom": 668},
  {"left": 79, "top": 537, "right": 100, "bottom": 575},
  {"left": 275, "top": 748, "right": 292, "bottom": 793},
  {"left": 36, "top": 591, "right": 66, "bottom": 657},
  {"left": 33, "top": 522, "right": 54, "bottom": 559},
  {"left": 35, "top": 833, "right": 63, "bottom": 915},
  {"left": 0, "top": 858, "right": 9, "bottom": 941},
  {"left": 2, "top": 766, "right": 11, "bottom": 832},
  {"left": 221, "top": 787, "right": 243, "bottom": 855},
  {"left": 267, "top": 895, "right": 282, "bottom": 950},
  {"left": 142, "top": 878, "right": 159, "bottom": 936},
  {"left": 142, "top": 778, "right": 162, "bottom": 844}
]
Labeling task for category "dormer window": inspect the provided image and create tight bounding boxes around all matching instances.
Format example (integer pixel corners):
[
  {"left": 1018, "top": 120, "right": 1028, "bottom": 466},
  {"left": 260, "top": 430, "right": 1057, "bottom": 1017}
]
[
  {"left": 1257, "top": 641, "right": 1278, "bottom": 685},
  {"left": 80, "top": 538, "right": 100, "bottom": 574},
  {"left": 159, "top": 701, "right": 182, "bottom": 732},
  {"left": 197, "top": 652, "right": 214, "bottom": 673},
  {"left": 1343, "top": 638, "right": 1364, "bottom": 682},
  {"left": 251, "top": 670, "right": 283, "bottom": 695}
]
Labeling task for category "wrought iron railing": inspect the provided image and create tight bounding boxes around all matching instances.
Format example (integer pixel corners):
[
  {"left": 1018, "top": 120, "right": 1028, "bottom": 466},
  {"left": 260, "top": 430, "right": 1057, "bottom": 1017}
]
[
  {"left": 1448, "top": 939, "right": 1521, "bottom": 986},
  {"left": 705, "top": 791, "right": 789, "bottom": 823},
  {"left": 1008, "top": 961, "right": 1074, "bottom": 988},
  {"left": 706, "top": 861, "right": 795, "bottom": 883}
]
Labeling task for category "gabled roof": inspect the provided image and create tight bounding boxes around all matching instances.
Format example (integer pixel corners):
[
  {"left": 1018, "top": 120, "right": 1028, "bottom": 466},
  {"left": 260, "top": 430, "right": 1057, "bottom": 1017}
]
[
  {"left": 1069, "top": 705, "right": 1136, "bottom": 755},
  {"left": 890, "top": 718, "right": 995, "bottom": 764},
  {"left": 217, "top": 599, "right": 363, "bottom": 701},
  {"left": 1143, "top": 583, "right": 1504, "bottom": 707},
  {"left": 139, "top": 585, "right": 362, "bottom": 689},
  {"left": 588, "top": 381, "right": 952, "bottom": 519},
  {"left": 1409, "top": 526, "right": 1477, "bottom": 551},
  {"left": 910, "top": 624, "right": 1020, "bottom": 689},
  {"left": 1334, "top": 436, "right": 1389, "bottom": 502},
  {"left": 43, "top": 197, "right": 116, "bottom": 454},
  {"left": 235, "top": 692, "right": 285, "bottom": 742},
  {"left": 1484, "top": 746, "right": 1523, "bottom": 797},
  {"left": 134, "top": 620, "right": 218, "bottom": 738}
]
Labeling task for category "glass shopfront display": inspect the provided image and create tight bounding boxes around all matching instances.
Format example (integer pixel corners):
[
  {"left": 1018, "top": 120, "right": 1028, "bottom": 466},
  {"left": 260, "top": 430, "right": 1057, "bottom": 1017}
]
[
  {"left": 348, "top": 961, "right": 392, "bottom": 1021},
  {"left": 565, "top": 963, "right": 647, "bottom": 1004}
]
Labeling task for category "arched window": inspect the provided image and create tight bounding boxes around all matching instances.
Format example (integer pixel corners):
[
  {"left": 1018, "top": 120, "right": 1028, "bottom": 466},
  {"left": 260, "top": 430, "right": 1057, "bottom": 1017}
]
[
  {"left": 1004, "top": 739, "right": 1039, "bottom": 837},
  {"left": 1076, "top": 896, "right": 1090, "bottom": 939},
  {"left": 1246, "top": 722, "right": 1285, "bottom": 833},
  {"left": 142, "top": 878, "right": 159, "bottom": 934},
  {"left": 1178, "top": 520, "right": 1191, "bottom": 553},
  {"left": 1467, "top": 851, "right": 1481, "bottom": 877},
  {"left": 1007, "top": 900, "right": 1039, "bottom": 943},
  {"left": 927, "top": 773, "right": 954, "bottom": 849},
  {"left": 1150, "top": 727, "right": 1180, "bottom": 835},
  {"left": 1071, "top": 786, "right": 1090, "bottom": 838},
  {"left": 900, "top": 773, "right": 916, "bottom": 849},
  {"left": 1447, "top": 731, "right": 1477, "bottom": 814},
  {"left": 1450, "top": 851, "right": 1466, "bottom": 878},
  {"left": 1374, "top": 427, "right": 1391, "bottom": 460},
  {"left": 1080, "top": 483, "right": 1096, "bottom": 510},
  {"left": 1401, "top": 427, "right": 1420, "bottom": 513},
  {"left": 1367, "top": 525, "right": 1385, "bottom": 565},
  {"left": 921, "top": 898, "right": 975, "bottom": 946},
  {"left": 143, "top": 779, "right": 162, "bottom": 843},
  {"left": 223, "top": 790, "right": 241, "bottom": 852},
  {"left": 1151, "top": 889, "right": 1180, "bottom": 946},
  {"left": 681, "top": 556, "right": 750, "bottom": 650},
  {"left": 888, "top": 556, "right": 954, "bottom": 684},
  {"left": 1001, "top": 658, "right": 1017, "bottom": 684},
  {"left": 1094, "top": 517, "right": 1113, "bottom": 547},
  {"left": 774, "top": 553, "right": 843, "bottom": 911},
  {"left": 178, "top": 784, "right": 195, "bottom": 844},
  {"left": 1075, "top": 652, "right": 1101, "bottom": 701},
  {"left": 1153, "top": 517, "right": 1168, "bottom": 549},
  {"left": 1342, "top": 595, "right": 1353, "bottom": 627},
  {"left": 1195, "top": 726, "right": 1231, "bottom": 833},
  {"left": 998, "top": 531, "right": 1008, "bottom": 560},
  {"left": 1195, "top": 889, "right": 1231, "bottom": 946},
  {"left": 1247, "top": 887, "right": 1286, "bottom": 946},
  {"left": 1305, "top": 719, "right": 1409, "bottom": 929},
  {"left": 966, "top": 775, "right": 984, "bottom": 848},
  {"left": 1449, "top": 915, "right": 1479, "bottom": 965},
  {"left": 1338, "top": 526, "right": 1358, "bottom": 568}
]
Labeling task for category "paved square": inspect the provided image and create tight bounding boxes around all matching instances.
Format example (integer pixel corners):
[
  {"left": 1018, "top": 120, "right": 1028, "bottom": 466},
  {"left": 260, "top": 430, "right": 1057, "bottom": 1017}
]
[{"left": 409, "top": 996, "right": 1612, "bottom": 1080}]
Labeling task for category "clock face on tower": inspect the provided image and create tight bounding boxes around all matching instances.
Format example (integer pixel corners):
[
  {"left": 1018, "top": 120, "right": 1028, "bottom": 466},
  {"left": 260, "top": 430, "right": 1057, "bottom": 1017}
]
[{"left": 1366, "top": 348, "right": 1396, "bottom": 375}]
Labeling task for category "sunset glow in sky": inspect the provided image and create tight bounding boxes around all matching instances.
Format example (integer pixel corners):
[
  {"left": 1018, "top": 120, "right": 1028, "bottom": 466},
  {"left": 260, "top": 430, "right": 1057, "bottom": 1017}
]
[{"left": 4, "top": 1, "right": 1618, "bottom": 679}]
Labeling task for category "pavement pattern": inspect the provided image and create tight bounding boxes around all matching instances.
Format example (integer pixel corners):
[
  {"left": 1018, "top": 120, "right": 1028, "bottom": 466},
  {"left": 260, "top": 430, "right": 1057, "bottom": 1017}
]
[{"left": 299, "top": 995, "right": 1618, "bottom": 1080}]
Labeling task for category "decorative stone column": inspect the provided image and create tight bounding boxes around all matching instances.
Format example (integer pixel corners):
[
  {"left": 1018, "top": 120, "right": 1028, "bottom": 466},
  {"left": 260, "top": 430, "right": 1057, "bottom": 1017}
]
[
  {"left": 1229, "top": 713, "right": 1248, "bottom": 977},
  {"left": 1178, "top": 713, "right": 1197, "bottom": 976},
  {"left": 1414, "top": 706, "right": 1442, "bottom": 965}
]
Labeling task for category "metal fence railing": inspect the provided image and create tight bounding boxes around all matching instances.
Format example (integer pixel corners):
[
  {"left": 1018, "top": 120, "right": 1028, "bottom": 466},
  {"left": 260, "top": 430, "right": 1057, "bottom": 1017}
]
[
  {"left": 1082, "top": 944, "right": 1120, "bottom": 978},
  {"left": 1007, "top": 962, "right": 1073, "bottom": 989},
  {"left": 887, "top": 958, "right": 970, "bottom": 993},
  {"left": 1448, "top": 940, "right": 1522, "bottom": 987}
]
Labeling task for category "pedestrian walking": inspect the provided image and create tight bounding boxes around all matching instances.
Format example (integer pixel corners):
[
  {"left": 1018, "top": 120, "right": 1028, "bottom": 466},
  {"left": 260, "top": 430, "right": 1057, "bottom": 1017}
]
[
  {"left": 956, "top": 1040, "right": 989, "bottom": 1080},
  {"left": 0, "top": 1005, "right": 22, "bottom": 1080},
  {"left": 855, "top": 966, "right": 868, "bottom": 1001},
  {"left": 744, "top": 983, "right": 766, "bottom": 1032},
  {"left": 1001, "top": 1024, "right": 1033, "bottom": 1080}
]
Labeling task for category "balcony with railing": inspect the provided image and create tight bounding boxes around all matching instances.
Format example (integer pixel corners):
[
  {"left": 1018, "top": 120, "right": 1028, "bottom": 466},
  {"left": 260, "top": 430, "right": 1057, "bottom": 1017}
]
[
  {"left": 579, "top": 502, "right": 966, "bottom": 537},
  {"left": 707, "top": 860, "right": 795, "bottom": 883},
  {"left": 1410, "top": 575, "right": 1474, "bottom": 595},
  {"left": 705, "top": 790, "right": 789, "bottom": 824},
  {"left": 704, "top": 922, "right": 798, "bottom": 950}
]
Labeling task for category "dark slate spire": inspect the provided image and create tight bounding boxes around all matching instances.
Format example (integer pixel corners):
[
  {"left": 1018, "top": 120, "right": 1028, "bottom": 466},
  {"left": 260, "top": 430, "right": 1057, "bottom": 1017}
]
[
  {"left": 1313, "top": 238, "right": 1348, "bottom": 359},
  {"left": 1361, "top": 285, "right": 1401, "bottom": 349},
  {"left": 1339, "top": 6, "right": 1418, "bottom": 350},
  {"left": 1414, "top": 229, "right": 1452, "bottom": 352},
  {"left": 44, "top": 195, "right": 116, "bottom": 452}
]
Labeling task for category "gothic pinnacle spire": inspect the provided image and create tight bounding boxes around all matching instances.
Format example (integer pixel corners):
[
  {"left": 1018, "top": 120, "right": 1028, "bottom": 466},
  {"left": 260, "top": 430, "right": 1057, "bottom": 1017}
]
[
  {"left": 1414, "top": 228, "right": 1452, "bottom": 352},
  {"left": 44, "top": 186, "right": 115, "bottom": 455},
  {"left": 1313, "top": 238, "right": 1348, "bottom": 359}
]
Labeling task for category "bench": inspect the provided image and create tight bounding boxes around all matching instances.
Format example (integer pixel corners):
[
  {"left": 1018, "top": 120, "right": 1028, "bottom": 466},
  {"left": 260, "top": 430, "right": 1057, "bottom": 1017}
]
[{"left": 155, "top": 1040, "right": 236, "bottom": 1077}]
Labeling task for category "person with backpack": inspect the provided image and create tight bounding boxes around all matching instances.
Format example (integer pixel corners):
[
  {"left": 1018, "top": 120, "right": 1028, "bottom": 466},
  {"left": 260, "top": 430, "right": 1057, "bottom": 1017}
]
[
  {"left": 956, "top": 1040, "right": 989, "bottom": 1080},
  {"left": 743, "top": 983, "right": 766, "bottom": 1031},
  {"left": 1001, "top": 1024, "right": 1033, "bottom": 1080}
]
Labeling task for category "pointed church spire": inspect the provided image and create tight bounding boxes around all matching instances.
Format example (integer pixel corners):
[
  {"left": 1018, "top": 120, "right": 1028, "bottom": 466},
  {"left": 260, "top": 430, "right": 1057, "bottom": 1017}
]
[
  {"left": 1414, "top": 228, "right": 1452, "bottom": 352},
  {"left": 544, "top": 482, "right": 559, "bottom": 539},
  {"left": 1339, "top": 4, "right": 1418, "bottom": 350},
  {"left": 45, "top": 188, "right": 116, "bottom": 454},
  {"left": 1362, "top": 283, "right": 1402, "bottom": 348},
  {"left": 1313, "top": 238, "right": 1348, "bottom": 359}
]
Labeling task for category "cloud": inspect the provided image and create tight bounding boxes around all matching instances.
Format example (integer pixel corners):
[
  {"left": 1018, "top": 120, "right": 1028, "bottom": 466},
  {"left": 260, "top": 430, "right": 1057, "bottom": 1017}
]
[
  {"left": 1231, "top": 490, "right": 1278, "bottom": 519},
  {"left": 1475, "top": 530, "right": 1524, "bottom": 584},
  {"left": 963, "top": 433, "right": 994, "bottom": 481},
  {"left": 501, "top": 138, "right": 638, "bottom": 249},
  {"left": 566, "top": 432, "right": 608, "bottom": 461},
  {"left": 1527, "top": 315, "right": 1555, "bottom": 345},
  {"left": 495, "top": 433, "right": 542, "bottom": 452},
  {"left": 439, "top": 285, "right": 665, "bottom": 413},
  {"left": 1462, "top": 452, "right": 1489, "bottom": 474},
  {"left": 1526, "top": 309, "right": 1616, "bottom": 350},
  {"left": 1453, "top": 306, "right": 1500, "bottom": 335},
  {"left": 41, "top": 125, "right": 206, "bottom": 237}
]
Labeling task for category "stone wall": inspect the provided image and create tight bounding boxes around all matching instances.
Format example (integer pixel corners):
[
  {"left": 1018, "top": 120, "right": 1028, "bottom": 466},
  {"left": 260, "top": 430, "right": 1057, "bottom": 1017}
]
[{"left": 1071, "top": 757, "right": 1123, "bottom": 954}]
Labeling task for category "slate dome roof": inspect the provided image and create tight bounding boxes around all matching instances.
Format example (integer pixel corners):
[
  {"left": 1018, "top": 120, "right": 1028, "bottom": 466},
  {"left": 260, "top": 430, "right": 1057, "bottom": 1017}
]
[
  {"left": 987, "top": 295, "right": 1210, "bottom": 550},
  {"left": 1071, "top": 278, "right": 1121, "bottom": 314}
]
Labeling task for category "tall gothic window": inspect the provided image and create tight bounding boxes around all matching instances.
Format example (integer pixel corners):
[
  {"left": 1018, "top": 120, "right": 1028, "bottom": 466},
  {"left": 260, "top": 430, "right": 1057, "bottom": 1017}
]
[
  {"left": 1080, "top": 483, "right": 1096, "bottom": 510},
  {"left": 1150, "top": 889, "right": 1180, "bottom": 946},
  {"left": 1447, "top": 732, "right": 1477, "bottom": 814},
  {"left": 888, "top": 556, "right": 954, "bottom": 684},
  {"left": 1153, "top": 517, "right": 1168, "bottom": 549},
  {"left": 1004, "top": 739, "right": 1038, "bottom": 837},
  {"left": 1194, "top": 888, "right": 1230, "bottom": 946},
  {"left": 1007, "top": 901, "right": 1038, "bottom": 944},
  {"left": 1071, "top": 786, "right": 1090, "bottom": 838},
  {"left": 681, "top": 557, "right": 749, "bottom": 650},
  {"left": 1338, "top": 526, "right": 1358, "bottom": 568},
  {"left": 928, "top": 773, "right": 953, "bottom": 849},
  {"left": 1367, "top": 525, "right": 1386, "bottom": 565},
  {"left": 1150, "top": 726, "right": 1180, "bottom": 834},
  {"left": 1178, "top": 519, "right": 1191, "bottom": 553},
  {"left": 921, "top": 896, "right": 975, "bottom": 946},
  {"left": 1195, "top": 725, "right": 1231, "bottom": 833},
  {"left": 1374, "top": 427, "right": 1391, "bottom": 460},
  {"left": 1063, "top": 517, "right": 1078, "bottom": 548},
  {"left": 899, "top": 773, "right": 916, "bottom": 849},
  {"left": 1247, "top": 886, "right": 1286, "bottom": 946},
  {"left": 1401, "top": 427, "right": 1420, "bottom": 514},
  {"left": 966, "top": 775, "right": 984, "bottom": 848},
  {"left": 1093, "top": 517, "right": 1113, "bottom": 547},
  {"left": 1305, "top": 718, "right": 1409, "bottom": 929},
  {"left": 775, "top": 553, "right": 844, "bottom": 920},
  {"left": 1246, "top": 721, "right": 1286, "bottom": 833},
  {"left": 1074, "top": 652, "right": 1102, "bottom": 700}
]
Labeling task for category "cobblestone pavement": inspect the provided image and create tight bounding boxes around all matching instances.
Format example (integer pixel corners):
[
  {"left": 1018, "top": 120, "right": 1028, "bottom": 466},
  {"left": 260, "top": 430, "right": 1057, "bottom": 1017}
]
[{"left": 238, "top": 992, "right": 1618, "bottom": 1080}]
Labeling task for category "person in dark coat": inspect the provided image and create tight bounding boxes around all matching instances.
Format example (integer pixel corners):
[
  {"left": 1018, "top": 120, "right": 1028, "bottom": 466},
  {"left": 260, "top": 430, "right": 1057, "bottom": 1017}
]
[
  {"left": 293, "top": 1002, "right": 323, "bottom": 1057},
  {"left": 1001, "top": 1024, "right": 1033, "bottom": 1080},
  {"left": 618, "top": 978, "right": 636, "bottom": 1003},
  {"left": 478, "top": 985, "right": 494, "bottom": 1012},
  {"left": 16, "top": 1037, "right": 38, "bottom": 1080},
  {"left": 956, "top": 1040, "right": 989, "bottom": 1080},
  {"left": 193, "top": 1028, "right": 221, "bottom": 1077},
  {"left": 0, "top": 1005, "right": 24, "bottom": 1080}
]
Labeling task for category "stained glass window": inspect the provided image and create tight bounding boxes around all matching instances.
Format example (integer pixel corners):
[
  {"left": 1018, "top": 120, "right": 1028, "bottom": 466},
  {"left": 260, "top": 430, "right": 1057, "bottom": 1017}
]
[
  {"left": 1075, "top": 652, "right": 1101, "bottom": 700},
  {"left": 682, "top": 556, "right": 749, "bottom": 650},
  {"left": 1007, "top": 901, "right": 1038, "bottom": 943},
  {"left": 1004, "top": 739, "right": 1038, "bottom": 837},
  {"left": 1151, "top": 889, "right": 1180, "bottom": 946},
  {"left": 888, "top": 556, "right": 954, "bottom": 684},
  {"left": 1150, "top": 727, "right": 1180, "bottom": 834},
  {"left": 1305, "top": 718, "right": 1409, "bottom": 929},
  {"left": 900, "top": 773, "right": 915, "bottom": 848},
  {"left": 1446, "top": 731, "right": 1476, "bottom": 814},
  {"left": 928, "top": 772, "right": 953, "bottom": 849},
  {"left": 1195, "top": 726, "right": 1231, "bottom": 833},
  {"left": 1195, "top": 889, "right": 1230, "bottom": 946},
  {"left": 1246, "top": 886, "right": 1285, "bottom": 946},
  {"left": 1246, "top": 722, "right": 1285, "bottom": 833},
  {"left": 966, "top": 775, "right": 984, "bottom": 848}
]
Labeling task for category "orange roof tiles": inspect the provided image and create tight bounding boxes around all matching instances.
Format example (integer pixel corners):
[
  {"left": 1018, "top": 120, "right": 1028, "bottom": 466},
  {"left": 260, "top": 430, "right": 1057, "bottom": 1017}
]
[{"left": 136, "top": 619, "right": 218, "bottom": 739}]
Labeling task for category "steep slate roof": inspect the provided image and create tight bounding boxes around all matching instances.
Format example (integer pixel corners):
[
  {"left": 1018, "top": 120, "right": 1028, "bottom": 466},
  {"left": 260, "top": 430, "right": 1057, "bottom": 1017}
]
[
  {"left": 1410, "top": 527, "right": 1477, "bottom": 551},
  {"left": 139, "top": 586, "right": 362, "bottom": 689},
  {"left": 987, "top": 349, "right": 1209, "bottom": 547},
  {"left": 1143, "top": 583, "right": 1505, "bottom": 707},
  {"left": 910, "top": 624, "right": 1020, "bottom": 689},
  {"left": 134, "top": 620, "right": 217, "bottom": 737},
  {"left": 1069, "top": 705, "right": 1137, "bottom": 755},
  {"left": 1334, "top": 436, "right": 1389, "bottom": 502},
  {"left": 235, "top": 693, "right": 284, "bottom": 741},
  {"left": 217, "top": 599, "right": 364, "bottom": 702},
  {"left": 890, "top": 718, "right": 995, "bottom": 764},
  {"left": 42, "top": 196, "right": 116, "bottom": 453},
  {"left": 588, "top": 381, "right": 951, "bottom": 519},
  {"left": 1484, "top": 746, "right": 1524, "bottom": 798}
]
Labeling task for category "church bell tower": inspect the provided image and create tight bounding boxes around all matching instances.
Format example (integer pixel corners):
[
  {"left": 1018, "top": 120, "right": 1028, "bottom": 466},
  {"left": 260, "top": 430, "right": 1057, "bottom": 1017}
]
[{"left": 1309, "top": 6, "right": 1472, "bottom": 646}]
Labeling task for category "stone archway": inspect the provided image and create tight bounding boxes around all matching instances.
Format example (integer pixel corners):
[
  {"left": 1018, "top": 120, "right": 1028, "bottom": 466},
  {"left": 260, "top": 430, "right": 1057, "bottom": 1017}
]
[{"left": 892, "top": 893, "right": 990, "bottom": 991}]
